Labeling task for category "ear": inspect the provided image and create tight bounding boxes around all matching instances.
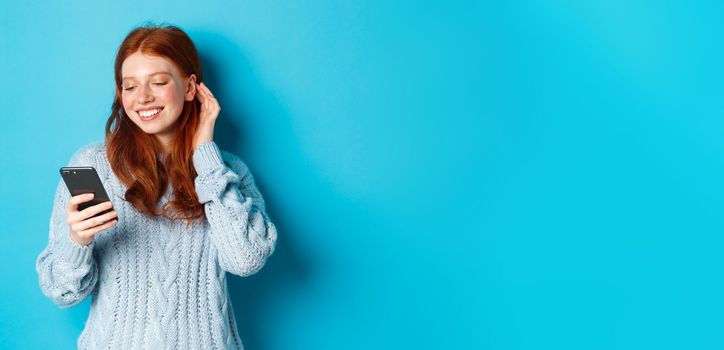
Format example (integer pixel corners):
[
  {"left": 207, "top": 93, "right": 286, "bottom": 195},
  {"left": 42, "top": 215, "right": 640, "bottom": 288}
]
[{"left": 184, "top": 74, "right": 197, "bottom": 101}]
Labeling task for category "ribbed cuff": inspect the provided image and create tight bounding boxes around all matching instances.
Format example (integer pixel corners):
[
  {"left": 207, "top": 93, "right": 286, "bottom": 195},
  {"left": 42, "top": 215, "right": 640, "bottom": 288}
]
[
  {"left": 193, "top": 141, "right": 225, "bottom": 175},
  {"left": 55, "top": 231, "right": 95, "bottom": 267}
]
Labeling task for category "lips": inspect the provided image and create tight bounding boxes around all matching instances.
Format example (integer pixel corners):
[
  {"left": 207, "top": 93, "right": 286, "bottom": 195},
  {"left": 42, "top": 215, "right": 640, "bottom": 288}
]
[{"left": 138, "top": 107, "right": 164, "bottom": 121}]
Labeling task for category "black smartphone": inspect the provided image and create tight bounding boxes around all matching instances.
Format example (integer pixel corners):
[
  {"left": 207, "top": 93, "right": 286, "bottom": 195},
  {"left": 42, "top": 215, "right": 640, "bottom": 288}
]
[{"left": 59, "top": 166, "right": 114, "bottom": 218}]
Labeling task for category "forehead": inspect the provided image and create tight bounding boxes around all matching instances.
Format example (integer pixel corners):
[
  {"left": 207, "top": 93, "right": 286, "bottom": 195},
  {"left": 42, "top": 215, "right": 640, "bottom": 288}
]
[{"left": 121, "top": 52, "right": 179, "bottom": 80}]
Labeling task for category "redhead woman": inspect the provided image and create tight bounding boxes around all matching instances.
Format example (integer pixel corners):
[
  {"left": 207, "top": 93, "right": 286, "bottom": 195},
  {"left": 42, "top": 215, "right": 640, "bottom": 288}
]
[{"left": 35, "top": 24, "right": 277, "bottom": 350}]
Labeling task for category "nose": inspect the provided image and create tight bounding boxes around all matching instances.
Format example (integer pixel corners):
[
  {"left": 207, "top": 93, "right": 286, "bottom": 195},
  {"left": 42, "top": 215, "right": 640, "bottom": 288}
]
[{"left": 138, "top": 85, "right": 154, "bottom": 104}]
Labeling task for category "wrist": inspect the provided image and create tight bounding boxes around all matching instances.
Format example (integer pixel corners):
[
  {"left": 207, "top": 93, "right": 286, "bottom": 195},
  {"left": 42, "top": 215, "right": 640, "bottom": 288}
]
[
  {"left": 69, "top": 230, "right": 92, "bottom": 246},
  {"left": 194, "top": 137, "right": 213, "bottom": 151}
]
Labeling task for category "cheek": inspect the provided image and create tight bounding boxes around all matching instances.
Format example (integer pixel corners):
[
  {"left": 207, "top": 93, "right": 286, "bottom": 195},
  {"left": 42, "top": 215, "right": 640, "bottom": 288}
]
[
  {"left": 121, "top": 95, "right": 134, "bottom": 114},
  {"left": 161, "top": 86, "right": 184, "bottom": 105}
]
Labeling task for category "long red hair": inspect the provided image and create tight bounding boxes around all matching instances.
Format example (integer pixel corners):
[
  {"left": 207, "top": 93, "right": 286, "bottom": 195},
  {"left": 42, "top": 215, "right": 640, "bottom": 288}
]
[{"left": 105, "top": 24, "right": 205, "bottom": 225}]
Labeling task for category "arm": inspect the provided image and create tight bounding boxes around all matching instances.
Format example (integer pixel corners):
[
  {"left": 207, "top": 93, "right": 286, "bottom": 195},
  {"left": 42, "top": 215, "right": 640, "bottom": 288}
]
[
  {"left": 35, "top": 146, "right": 100, "bottom": 308},
  {"left": 193, "top": 141, "right": 278, "bottom": 276}
]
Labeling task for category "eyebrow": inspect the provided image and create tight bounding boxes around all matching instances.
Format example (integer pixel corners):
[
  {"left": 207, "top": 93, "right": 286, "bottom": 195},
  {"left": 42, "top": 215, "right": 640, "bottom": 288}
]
[{"left": 122, "top": 71, "right": 172, "bottom": 81}]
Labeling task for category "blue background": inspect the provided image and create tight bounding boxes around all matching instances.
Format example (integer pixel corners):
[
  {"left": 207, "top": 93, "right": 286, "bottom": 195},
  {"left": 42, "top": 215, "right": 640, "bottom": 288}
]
[{"left": 2, "top": 1, "right": 723, "bottom": 349}]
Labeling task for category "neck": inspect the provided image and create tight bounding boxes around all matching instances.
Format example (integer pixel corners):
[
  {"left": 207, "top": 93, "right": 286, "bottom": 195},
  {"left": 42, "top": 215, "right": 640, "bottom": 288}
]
[{"left": 154, "top": 135, "right": 172, "bottom": 155}]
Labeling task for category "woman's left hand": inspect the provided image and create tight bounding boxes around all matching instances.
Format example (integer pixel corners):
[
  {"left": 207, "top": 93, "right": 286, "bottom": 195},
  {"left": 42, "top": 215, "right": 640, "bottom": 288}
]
[{"left": 193, "top": 81, "right": 220, "bottom": 150}]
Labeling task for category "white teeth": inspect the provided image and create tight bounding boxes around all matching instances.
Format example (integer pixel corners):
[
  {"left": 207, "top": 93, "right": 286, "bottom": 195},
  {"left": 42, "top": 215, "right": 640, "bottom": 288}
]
[{"left": 139, "top": 108, "right": 162, "bottom": 118}]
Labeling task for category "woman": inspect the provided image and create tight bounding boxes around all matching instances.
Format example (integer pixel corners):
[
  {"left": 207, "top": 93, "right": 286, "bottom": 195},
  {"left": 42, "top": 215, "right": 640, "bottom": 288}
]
[{"left": 35, "top": 24, "right": 277, "bottom": 350}]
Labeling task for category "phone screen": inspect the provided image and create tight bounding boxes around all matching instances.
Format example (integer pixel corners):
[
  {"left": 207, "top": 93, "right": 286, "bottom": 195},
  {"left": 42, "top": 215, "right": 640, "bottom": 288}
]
[{"left": 59, "top": 167, "right": 114, "bottom": 216}]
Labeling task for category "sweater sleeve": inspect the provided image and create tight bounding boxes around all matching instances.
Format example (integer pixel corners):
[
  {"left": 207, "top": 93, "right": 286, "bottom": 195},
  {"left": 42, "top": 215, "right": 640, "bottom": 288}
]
[
  {"left": 36, "top": 145, "right": 101, "bottom": 308},
  {"left": 192, "top": 140, "right": 278, "bottom": 277}
]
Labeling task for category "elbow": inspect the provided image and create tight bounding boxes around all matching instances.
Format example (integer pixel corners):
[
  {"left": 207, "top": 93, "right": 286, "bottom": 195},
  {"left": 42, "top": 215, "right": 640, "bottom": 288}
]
[
  {"left": 222, "top": 256, "right": 268, "bottom": 277},
  {"left": 221, "top": 243, "right": 275, "bottom": 277},
  {"left": 55, "top": 295, "right": 86, "bottom": 309},
  {"left": 222, "top": 222, "right": 278, "bottom": 277},
  {"left": 39, "top": 281, "right": 90, "bottom": 309},
  {"left": 36, "top": 262, "right": 98, "bottom": 309}
]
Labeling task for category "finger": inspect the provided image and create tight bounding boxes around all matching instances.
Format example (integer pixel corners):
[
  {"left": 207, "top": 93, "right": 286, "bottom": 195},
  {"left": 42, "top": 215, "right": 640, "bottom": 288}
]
[
  {"left": 78, "top": 219, "right": 118, "bottom": 238},
  {"left": 196, "top": 89, "right": 207, "bottom": 104},
  {"left": 75, "top": 210, "right": 118, "bottom": 232},
  {"left": 199, "top": 82, "right": 216, "bottom": 98},
  {"left": 67, "top": 193, "right": 94, "bottom": 214},
  {"left": 204, "top": 88, "right": 216, "bottom": 100},
  {"left": 197, "top": 81, "right": 210, "bottom": 94},
  {"left": 77, "top": 201, "right": 114, "bottom": 222},
  {"left": 196, "top": 82, "right": 204, "bottom": 93},
  {"left": 200, "top": 92, "right": 217, "bottom": 106}
]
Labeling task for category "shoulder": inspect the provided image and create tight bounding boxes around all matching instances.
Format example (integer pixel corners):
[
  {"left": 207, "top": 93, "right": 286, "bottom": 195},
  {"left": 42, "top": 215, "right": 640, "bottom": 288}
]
[{"left": 67, "top": 140, "right": 106, "bottom": 167}]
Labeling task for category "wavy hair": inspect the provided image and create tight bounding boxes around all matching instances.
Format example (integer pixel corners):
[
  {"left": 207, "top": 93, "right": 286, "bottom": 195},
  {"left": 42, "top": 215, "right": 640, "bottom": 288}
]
[{"left": 105, "top": 23, "right": 205, "bottom": 225}]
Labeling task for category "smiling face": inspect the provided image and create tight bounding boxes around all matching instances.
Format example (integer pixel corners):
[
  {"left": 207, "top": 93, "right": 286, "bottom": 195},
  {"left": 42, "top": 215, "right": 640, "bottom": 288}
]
[{"left": 120, "top": 51, "right": 196, "bottom": 150}]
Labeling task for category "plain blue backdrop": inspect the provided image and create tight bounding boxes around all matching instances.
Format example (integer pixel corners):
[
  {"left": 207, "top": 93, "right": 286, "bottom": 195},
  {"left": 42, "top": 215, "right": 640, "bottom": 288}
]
[{"left": 2, "top": 1, "right": 724, "bottom": 349}]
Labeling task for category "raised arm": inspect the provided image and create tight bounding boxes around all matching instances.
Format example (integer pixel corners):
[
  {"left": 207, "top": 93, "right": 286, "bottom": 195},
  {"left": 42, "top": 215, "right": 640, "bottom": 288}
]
[{"left": 193, "top": 141, "right": 278, "bottom": 276}]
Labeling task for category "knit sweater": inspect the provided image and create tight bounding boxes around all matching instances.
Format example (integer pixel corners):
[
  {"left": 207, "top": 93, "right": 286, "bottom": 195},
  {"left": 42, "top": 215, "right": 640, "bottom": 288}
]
[{"left": 36, "top": 140, "right": 278, "bottom": 350}]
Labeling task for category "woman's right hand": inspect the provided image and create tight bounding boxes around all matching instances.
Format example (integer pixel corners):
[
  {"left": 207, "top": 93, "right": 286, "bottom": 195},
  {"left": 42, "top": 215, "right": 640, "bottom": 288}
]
[{"left": 67, "top": 193, "right": 118, "bottom": 246}]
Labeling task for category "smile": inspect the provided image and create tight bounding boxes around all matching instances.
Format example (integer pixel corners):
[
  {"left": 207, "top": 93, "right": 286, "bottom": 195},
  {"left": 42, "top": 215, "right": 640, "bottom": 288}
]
[{"left": 139, "top": 107, "right": 163, "bottom": 121}]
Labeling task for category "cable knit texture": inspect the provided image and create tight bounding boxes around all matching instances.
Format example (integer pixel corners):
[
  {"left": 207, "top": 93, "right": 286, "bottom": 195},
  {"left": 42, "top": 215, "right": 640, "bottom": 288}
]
[{"left": 36, "top": 140, "right": 278, "bottom": 350}]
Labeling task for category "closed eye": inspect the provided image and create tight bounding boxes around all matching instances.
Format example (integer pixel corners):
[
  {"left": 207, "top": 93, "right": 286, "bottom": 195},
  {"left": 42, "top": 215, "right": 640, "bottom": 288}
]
[{"left": 123, "top": 82, "right": 165, "bottom": 91}]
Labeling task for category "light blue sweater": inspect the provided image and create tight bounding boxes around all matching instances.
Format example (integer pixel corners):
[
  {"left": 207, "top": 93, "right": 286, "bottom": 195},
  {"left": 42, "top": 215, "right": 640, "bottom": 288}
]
[{"left": 36, "top": 140, "right": 278, "bottom": 349}]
